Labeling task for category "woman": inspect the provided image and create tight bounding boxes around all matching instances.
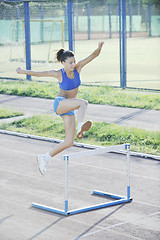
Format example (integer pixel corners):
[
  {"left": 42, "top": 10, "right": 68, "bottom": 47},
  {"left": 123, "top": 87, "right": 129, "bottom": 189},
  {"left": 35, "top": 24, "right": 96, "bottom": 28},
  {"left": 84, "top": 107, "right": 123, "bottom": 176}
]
[{"left": 16, "top": 41, "right": 104, "bottom": 175}]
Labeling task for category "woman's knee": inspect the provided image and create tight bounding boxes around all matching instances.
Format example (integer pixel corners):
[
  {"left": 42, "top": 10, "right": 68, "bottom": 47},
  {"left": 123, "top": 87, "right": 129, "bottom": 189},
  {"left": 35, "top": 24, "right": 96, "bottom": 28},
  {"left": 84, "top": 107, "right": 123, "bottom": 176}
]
[
  {"left": 81, "top": 99, "right": 88, "bottom": 107},
  {"left": 64, "top": 139, "right": 74, "bottom": 149},
  {"left": 85, "top": 99, "right": 89, "bottom": 106}
]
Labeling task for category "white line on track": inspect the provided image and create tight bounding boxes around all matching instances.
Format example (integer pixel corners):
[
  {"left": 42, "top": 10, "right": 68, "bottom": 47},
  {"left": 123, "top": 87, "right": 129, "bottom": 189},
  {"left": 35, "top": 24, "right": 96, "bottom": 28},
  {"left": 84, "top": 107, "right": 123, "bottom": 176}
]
[
  {"left": 71, "top": 161, "right": 160, "bottom": 181},
  {"left": 1, "top": 146, "right": 160, "bottom": 182},
  {"left": 76, "top": 211, "right": 160, "bottom": 239},
  {"left": 1, "top": 146, "right": 36, "bottom": 155},
  {"left": 0, "top": 168, "right": 160, "bottom": 209}
]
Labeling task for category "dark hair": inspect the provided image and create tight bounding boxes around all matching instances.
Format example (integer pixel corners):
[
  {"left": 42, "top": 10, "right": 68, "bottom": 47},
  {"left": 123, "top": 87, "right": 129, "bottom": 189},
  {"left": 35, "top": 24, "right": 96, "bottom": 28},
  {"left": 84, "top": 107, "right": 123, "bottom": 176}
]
[{"left": 56, "top": 48, "right": 74, "bottom": 62}]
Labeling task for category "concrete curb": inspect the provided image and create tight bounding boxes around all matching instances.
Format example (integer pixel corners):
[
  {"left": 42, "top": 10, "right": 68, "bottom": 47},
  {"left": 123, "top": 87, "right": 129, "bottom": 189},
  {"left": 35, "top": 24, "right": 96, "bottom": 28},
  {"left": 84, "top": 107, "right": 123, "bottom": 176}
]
[{"left": 0, "top": 129, "right": 159, "bottom": 161}]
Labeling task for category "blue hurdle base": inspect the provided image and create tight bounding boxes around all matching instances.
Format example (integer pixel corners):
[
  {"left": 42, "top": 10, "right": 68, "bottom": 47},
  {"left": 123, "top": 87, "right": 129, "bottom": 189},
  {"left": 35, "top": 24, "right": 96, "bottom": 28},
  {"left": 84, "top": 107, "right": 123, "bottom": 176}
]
[{"left": 32, "top": 190, "right": 132, "bottom": 216}]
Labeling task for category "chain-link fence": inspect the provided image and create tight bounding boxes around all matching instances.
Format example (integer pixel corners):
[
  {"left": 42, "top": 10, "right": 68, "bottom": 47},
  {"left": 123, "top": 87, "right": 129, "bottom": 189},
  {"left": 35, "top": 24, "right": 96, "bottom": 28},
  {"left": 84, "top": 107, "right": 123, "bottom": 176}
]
[{"left": 0, "top": 0, "right": 160, "bottom": 89}]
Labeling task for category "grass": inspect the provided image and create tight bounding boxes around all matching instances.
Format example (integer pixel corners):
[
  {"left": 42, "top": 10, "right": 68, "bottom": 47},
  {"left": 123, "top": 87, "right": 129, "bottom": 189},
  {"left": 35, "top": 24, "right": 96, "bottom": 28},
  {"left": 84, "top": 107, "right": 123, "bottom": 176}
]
[
  {"left": 0, "top": 108, "right": 23, "bottom": 119},
  {"left": 0, "top": 114, "right": 159, "bottom": 155},
  {"left": 0, "top": 80, "right": 160, "bottom": 110},
  {"left": 0, "top": 80, "right": 159, "bottom": 156}
]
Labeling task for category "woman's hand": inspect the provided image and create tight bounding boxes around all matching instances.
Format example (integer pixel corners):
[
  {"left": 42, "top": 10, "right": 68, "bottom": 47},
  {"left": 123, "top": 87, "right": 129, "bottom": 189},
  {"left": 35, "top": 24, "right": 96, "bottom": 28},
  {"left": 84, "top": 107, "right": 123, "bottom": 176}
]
[
  {"left": 98, "top": 42, "right": 104, "bottom": 50},
  {"left": 16, "top": 67, "right": 23, "bottom": 74}
]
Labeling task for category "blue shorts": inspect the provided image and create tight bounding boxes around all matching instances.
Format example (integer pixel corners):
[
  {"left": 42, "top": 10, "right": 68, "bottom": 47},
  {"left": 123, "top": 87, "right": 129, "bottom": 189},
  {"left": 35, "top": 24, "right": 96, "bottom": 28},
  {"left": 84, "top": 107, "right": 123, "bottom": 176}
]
[{"left": 53, "top": 96, "right": 75, "bottom": 117}]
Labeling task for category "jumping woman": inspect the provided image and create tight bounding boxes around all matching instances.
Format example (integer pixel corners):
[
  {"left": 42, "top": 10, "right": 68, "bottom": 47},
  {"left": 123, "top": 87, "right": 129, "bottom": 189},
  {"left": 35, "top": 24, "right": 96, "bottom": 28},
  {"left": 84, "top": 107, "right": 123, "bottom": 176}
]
[{"left": 16, "top": 41, "right": 104, "bottom": 175}]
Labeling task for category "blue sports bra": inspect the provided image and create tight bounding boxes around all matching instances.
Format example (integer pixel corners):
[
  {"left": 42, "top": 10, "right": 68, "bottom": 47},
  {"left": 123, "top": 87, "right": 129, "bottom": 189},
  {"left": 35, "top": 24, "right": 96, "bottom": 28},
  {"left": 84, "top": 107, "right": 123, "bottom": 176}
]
[{"left": 59, "top": 68, "right": 81, "bottom": 91}]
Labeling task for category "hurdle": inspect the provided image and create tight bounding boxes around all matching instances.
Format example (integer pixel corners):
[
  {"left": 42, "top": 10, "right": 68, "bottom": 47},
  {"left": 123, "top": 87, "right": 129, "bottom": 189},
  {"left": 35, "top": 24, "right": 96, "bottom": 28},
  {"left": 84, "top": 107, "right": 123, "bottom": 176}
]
[{"left": 32, "top": 143, "right": 132, "bottom": 216}]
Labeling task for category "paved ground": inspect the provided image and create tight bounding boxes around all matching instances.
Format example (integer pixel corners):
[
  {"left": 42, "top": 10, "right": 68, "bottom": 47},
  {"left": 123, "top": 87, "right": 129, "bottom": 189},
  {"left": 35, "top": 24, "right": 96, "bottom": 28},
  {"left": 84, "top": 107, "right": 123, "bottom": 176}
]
[
  {"left": 0, "top": 94, "right": 160, "bottom": 239},
  {"left": 0, "top": 133, "right": 160, "bottom": 240},
  {"left": 0, "top": 94, "right": 160, "bottom": 131}
]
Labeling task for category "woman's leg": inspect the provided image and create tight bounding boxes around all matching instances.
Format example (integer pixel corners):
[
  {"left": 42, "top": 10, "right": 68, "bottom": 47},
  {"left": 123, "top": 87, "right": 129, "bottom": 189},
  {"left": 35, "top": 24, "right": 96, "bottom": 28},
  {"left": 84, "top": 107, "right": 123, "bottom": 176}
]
[
  {"left": 57, "top": 98, "right": 88, "bottom": 124},
  {"left": 37, "top": 115, "right": 76, "bottom": 175},
  {"left": 57, "top": 98, "right": 92, "bottom": 139},
  {"left": 49, "top": 115, "right": 76, "bottom": 157}
]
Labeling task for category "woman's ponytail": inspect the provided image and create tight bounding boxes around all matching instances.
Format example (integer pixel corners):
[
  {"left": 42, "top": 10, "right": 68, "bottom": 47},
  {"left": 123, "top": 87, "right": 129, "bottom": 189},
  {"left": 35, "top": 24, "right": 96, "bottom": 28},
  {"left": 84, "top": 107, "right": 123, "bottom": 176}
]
[
  {"left": 56, "top": 48, "right": 65, "bottom": 62},
  {"left": 56, "top": 49, "right": 74, "bottom": 63}
]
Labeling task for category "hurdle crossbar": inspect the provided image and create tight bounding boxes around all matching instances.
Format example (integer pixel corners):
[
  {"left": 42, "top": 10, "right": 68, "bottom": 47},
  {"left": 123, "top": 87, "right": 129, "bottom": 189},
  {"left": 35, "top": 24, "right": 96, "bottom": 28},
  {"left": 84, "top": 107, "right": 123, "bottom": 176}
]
[{"left": 32, "top": 143, "right": 132, "bottom": 216}]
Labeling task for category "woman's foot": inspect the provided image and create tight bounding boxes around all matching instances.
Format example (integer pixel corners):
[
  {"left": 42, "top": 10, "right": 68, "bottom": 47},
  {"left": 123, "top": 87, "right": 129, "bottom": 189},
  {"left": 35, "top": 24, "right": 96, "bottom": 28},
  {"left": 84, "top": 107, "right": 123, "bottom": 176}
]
[
  {"left": 76, "top": 120, "right": 92, "bottom": 139},
  {"left": 36, "top": 154, "right": 47, "bottom": 175}
]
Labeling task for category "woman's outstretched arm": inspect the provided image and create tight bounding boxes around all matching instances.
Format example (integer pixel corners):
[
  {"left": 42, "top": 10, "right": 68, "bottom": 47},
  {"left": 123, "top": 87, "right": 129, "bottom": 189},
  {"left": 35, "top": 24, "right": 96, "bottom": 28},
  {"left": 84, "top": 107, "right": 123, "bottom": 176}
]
[
  {"left": 76, "top": 42, "right": 104, "bottom": 73},
  {"left": 16, "top": 67, "right": 61, "bottom": 80}
]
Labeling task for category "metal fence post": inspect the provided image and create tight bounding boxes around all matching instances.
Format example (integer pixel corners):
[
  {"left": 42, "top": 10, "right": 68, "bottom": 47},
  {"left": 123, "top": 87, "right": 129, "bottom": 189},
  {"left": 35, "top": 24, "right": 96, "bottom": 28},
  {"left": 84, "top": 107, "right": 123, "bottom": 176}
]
[
  {"left": 119, "top": 0, "right": 123, "bottom": 88},
  {"left": 122, "top": 0, "right": 127, "bottom": 88},
  {"left": 129, "top": 1, "right": 132, "bottom": 37},
  {"left": 24, "top": 1, "right": 31, "bottom": 80},
  {"left": 149, "top": 3, "right": 152, "bottom": 37},
  {"left": 67, "top": 0, "right": 74, "bottom": 51}
]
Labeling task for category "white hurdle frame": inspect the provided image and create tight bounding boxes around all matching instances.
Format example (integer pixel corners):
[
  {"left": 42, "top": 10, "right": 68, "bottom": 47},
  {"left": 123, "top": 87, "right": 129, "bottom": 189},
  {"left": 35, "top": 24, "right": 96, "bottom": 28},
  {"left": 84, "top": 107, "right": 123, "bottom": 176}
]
[{"left": 32, "top": 143, "right": 132, "bottom": 216}]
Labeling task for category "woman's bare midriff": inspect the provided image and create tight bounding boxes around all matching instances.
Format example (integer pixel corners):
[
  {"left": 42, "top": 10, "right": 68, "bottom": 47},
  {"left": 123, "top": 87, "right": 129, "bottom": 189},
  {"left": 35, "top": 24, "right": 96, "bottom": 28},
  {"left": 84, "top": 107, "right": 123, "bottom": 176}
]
[{"left": 58, "top": 88, "right": 79, "bottom": 99}]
